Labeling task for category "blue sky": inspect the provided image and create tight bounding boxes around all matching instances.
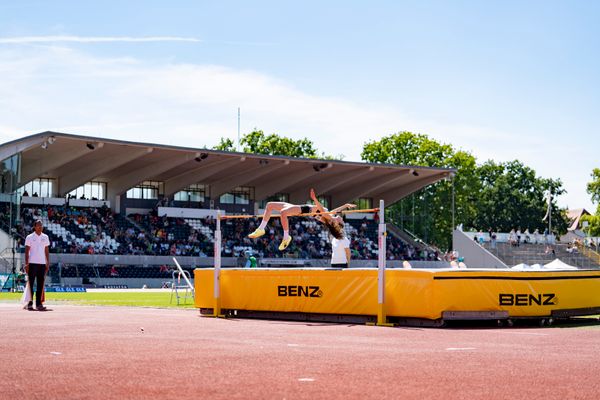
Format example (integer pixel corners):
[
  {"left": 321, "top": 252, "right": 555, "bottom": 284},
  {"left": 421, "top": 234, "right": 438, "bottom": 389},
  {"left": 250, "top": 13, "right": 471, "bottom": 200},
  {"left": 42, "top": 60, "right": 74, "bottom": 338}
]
[{"left": 0, "top": 0, "right": 598, "bottom": 210}]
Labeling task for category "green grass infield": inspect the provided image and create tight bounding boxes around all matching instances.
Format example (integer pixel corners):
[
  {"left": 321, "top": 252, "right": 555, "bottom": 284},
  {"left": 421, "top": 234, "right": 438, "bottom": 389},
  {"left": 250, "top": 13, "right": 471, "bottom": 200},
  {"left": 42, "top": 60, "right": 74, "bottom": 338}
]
[{"left": 0, "top": 291, "right": 196, "bottom": 309}]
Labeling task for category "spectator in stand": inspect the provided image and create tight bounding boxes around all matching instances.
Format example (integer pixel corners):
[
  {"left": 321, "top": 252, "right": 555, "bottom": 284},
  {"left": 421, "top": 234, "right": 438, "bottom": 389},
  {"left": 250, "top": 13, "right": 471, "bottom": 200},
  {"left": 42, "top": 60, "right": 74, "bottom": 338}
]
[
  {"left": 244, "top": 251, "right": 257, "bottom": 268},
  {"left": 489, "top": 228, "right": 497, "bottom": 249},
  {"left": 509, "top": 229, "right": 517, "bottom": 247},
  {"left": 10, "top": 203, "right": 427, "bottom": 261},
  {"left": 110, "top": 266, "right": 119, "bottom": 276},
  {"left": 159, "top": 265, "right": 170, "bottom": 273},
  {"left": 524, "top": 229, "right": 531, "bottom": 244},
  {"left": 545, "top": 245, "right": 556, "bottom": 257}
]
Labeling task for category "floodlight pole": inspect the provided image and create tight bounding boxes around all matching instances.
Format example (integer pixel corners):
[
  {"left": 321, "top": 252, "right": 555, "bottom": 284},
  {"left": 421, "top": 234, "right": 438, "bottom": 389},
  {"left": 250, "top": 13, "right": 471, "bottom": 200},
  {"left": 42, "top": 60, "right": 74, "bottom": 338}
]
[
  {"left": 549, "top": 197, "right": 552, "bottom": 238},
  {"left": 452, "top": 176, "right": 455, "bottom": 232}
]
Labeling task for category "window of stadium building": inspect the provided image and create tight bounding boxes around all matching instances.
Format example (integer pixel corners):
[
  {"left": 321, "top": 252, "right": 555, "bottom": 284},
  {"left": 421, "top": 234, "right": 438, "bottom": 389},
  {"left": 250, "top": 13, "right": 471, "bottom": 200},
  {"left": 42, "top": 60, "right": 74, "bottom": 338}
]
[
  {"left": 0, "top": 154, "right": 20, "bottom": 194},
  {"left": 174, "top": 184, "right": 207, "bottom": 202},
  {"left": 259, "top": 193, "right": 289, "bottom": 208},
  {"left": 356, "top": 197, "right": 373, "bottom": 209},
  {"left": 126, "top": 181, "right": 164, "bottom": 199},
  {"left": 316, "top": 196, "right": 330, "bottom": 209},
  {"left": 220, "top": 186, "right": 253, "bottom": 205},
  {"left": 68, "top": 181, "right": 107, "bottom": 200},
  {"left": 19, "top": 178, "right": 55, "bottom": 198},
  {"left": 303, "top": 195, "right": 330, "bottom": 209}
]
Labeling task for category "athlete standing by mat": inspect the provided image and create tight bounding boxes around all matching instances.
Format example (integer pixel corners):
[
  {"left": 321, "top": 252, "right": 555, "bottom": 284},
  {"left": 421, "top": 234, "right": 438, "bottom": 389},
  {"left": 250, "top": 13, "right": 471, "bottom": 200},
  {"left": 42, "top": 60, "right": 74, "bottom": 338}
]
[
  {"left": 330, "top": 235, "right": 351, "bottom": 268},
  {"left": 24, "top": 220, "right": 50, "bottom": 311},
  {"left": 248, "top": 188, "right": 356, "bottom": 251}
]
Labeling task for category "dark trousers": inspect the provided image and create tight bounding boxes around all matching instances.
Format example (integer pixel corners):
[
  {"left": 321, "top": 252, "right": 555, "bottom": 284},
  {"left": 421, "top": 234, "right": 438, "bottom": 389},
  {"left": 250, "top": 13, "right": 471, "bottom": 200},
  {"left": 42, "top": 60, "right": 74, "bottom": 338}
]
[
  {"left": 331, "top": 263, "right": 348, "bottom": 268},
  {"left": 27, "top": 263, "right": 46, "bottom": 306}
]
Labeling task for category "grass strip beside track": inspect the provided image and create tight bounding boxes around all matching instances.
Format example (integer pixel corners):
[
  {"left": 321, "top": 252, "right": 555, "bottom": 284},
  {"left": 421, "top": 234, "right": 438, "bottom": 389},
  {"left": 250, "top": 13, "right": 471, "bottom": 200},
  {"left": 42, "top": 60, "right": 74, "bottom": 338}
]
[
  {"left": 0, "top": 291, "right": 196, "bottom": 308},
  {"left": 1, "top": 292, "right": 598, "bottom": 324}
]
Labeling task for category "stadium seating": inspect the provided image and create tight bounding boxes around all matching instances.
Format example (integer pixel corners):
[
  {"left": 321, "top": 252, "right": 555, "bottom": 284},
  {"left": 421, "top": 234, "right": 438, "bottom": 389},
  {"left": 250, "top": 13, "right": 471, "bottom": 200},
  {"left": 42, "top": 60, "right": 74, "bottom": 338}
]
[{"left": 2, "top": 201, "right": 431, "bottom": 261}]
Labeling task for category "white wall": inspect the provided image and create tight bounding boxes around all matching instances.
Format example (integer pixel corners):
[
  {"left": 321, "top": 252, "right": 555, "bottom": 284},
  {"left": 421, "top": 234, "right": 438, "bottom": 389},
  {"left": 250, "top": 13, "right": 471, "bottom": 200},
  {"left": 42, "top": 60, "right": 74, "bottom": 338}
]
[{"left": 453, "top": 229, "right": 507, "bottom": 269}]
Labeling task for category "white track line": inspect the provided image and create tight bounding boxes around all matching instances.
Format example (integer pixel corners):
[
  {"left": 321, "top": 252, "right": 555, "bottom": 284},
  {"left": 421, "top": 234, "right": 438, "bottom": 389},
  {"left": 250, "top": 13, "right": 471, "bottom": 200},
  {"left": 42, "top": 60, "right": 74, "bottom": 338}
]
[
  {"left": 446, "top": 347, "right": 476, "bottom": 351},
  {"left": 501, "top": 332, "right": 549, "bottom": 336}
]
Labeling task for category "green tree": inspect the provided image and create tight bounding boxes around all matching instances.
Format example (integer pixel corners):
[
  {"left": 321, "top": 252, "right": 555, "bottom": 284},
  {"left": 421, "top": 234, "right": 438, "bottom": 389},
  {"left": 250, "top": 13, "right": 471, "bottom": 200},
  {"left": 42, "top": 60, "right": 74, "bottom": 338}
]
[
  {"left": 587, "top": 168, "right": 600, "bottom": 213},
  {"left": 215, "top": 130, "right": 340, "bottom": 159},
  {"left": 213, "top": 138, "right": 235, "bottom": 151},
  {"left": 581, "top": 214, "right": 600, "bottom": 237},
  {"left": 240, "top": 130, "right": 318, "bottom": 158},
  {"left": 474, "top": 160, "right": 568, "bottom": 234},
  {"left": 582, "top": 168, "right": 600, "bottom": 236},
  {"left": 361, "top": 131, "right": 569, "bottom": 248},
  {"left": 361, "top": 131, "right": 480, "bottom": 249}
]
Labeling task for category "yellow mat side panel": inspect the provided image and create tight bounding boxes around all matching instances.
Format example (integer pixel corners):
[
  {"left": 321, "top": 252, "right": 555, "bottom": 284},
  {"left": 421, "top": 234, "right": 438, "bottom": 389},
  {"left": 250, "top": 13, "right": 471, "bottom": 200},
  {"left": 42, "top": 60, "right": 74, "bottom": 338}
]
[
  {"left": 194, "top": 269, "right": 600, "bottom": 319},
  {"left": 384, "top": 270, "right": 438, "bottom": 319},
  {"left": 195, "top": 268, "right": 378, "bottom": 315},
  {"left": 431, "top": 270, "right": 600, "bottom": 317}
]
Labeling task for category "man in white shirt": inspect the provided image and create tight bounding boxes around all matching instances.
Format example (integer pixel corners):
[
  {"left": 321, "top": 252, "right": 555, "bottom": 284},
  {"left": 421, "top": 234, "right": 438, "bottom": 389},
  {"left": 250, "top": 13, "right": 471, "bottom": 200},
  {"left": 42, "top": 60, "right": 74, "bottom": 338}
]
[
  {"left": 331, "top": 236, "right": 351, "bottom": 268},
  {"left": 24, "top": 220, "right": 50, "bottom": 311}
]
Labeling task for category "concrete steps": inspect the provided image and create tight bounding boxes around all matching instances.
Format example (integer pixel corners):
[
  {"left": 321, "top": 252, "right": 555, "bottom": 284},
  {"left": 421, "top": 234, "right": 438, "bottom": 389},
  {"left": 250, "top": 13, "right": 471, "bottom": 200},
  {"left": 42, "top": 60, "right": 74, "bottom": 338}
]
[{"left": 485, "top": 242, "right": 600, "bottom": 268}]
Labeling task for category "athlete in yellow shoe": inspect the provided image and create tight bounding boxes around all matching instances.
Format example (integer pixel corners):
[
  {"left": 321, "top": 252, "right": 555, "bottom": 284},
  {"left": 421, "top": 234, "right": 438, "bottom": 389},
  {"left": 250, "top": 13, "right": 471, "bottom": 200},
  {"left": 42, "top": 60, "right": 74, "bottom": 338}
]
[
  {"left": 278, "top": 236, "right": 292, "bottom": 251},
  {"left": 247, "top": 228, "right": 265, "bottom": 238}
]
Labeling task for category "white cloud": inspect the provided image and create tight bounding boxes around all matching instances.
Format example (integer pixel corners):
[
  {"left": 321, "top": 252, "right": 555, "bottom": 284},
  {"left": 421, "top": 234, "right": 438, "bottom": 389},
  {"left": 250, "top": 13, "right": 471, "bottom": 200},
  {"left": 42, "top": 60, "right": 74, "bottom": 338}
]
[
  {"left": 0, "top": 35, "right": 200, "bottom": 44},
  {"left": 0, "top": 45, "right": 594, "bottom": 210}
]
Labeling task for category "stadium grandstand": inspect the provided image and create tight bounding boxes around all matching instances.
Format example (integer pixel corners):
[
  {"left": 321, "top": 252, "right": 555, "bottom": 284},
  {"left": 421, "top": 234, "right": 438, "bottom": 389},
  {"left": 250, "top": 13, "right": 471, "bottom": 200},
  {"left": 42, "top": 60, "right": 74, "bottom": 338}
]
[{"left": 0, "top": 131, "right": 454, "bottom": 289}]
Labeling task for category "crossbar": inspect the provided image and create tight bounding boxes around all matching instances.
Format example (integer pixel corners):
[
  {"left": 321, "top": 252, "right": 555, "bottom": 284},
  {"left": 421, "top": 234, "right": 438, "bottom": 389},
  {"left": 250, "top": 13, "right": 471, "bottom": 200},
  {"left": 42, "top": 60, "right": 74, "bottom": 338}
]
[{"left": 219, "top": 207, "right": 380, "bottom": 220}]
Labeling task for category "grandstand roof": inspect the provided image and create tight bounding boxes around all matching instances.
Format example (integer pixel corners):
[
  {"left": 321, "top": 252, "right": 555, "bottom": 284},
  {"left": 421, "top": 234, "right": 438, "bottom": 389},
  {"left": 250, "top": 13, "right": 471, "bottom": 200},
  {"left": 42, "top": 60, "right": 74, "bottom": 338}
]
[{"left": 0, "top": 131, "right": 455, "bottom": 206}]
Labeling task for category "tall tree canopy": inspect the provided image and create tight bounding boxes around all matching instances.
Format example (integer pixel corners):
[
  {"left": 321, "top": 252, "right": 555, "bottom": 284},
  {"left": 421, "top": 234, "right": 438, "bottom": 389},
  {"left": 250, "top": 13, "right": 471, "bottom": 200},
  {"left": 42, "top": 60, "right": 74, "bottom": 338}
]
[
  {"left": 587, "top": 168, "right": 600, "bottom": 212},
  {"left": 582, "top": 168, "right": 600, "bottom": 236},
  {"left": 214, "top": 130, "right": 339, "bottom": 159},
  {"left": 241, "top": 130, "right": 318, "bottom": 158},
  {"left": 213, "top": 138, "right": 235, "bottom": 152},
  {"left": 474, "top": 160, "right": 567, "bottom": 233},
  {"left": 361, "top": 132, "right": 480, "bottom": 249},
  {"left": 361, "top": 131, "right": 568, "bottom": 249}
]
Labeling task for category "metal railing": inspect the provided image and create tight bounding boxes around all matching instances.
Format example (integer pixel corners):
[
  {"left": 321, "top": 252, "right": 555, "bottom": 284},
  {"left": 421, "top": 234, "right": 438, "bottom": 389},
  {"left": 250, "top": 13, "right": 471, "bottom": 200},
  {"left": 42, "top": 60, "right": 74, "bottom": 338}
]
[{"left": 575, "top": 242, "right": 600, "bottom": 266}]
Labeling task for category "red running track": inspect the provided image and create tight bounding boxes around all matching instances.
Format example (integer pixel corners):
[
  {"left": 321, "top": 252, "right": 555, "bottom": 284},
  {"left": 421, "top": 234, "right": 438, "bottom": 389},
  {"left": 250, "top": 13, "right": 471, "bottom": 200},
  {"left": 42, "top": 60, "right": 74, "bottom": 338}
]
[{"left": 1, "top": 303, "right": 600, "bottom": 400}]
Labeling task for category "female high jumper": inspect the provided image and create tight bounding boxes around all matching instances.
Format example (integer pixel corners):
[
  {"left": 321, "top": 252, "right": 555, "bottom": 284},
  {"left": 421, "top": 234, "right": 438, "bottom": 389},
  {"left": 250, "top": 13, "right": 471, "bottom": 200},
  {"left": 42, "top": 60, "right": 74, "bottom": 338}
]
[{"left": 248, "top": 188, "right": 356, "bottom": 250}]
